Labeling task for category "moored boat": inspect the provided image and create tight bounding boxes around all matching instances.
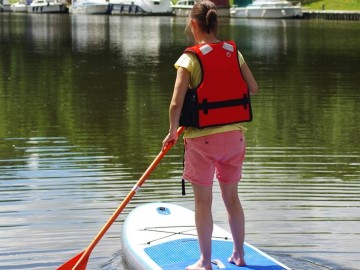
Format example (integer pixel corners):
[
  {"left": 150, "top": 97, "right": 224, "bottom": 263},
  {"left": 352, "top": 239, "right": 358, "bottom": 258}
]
[
  {"left": 171, "top": 0, "right": 193, "bottom": 17},
  {"left": 10, "top": 0, "right": 27, "bottom": 12},
  {"left": 172, "top": 0, "right": 229, "bottom": 17},
  {"left": 230, "top": 0, "right": 303, "bottom": 18},
  {"left": 27, "top": 0, "right": 69, "bottom": 13},
  {"left": 0, "top": 0, "right": 11, "bottom": 11},
  {"left": 70, "top": 0, "right": 110, "bottom": 14},
  {"left": 109, "top": 0, "right": 172, "bottom": 15}
]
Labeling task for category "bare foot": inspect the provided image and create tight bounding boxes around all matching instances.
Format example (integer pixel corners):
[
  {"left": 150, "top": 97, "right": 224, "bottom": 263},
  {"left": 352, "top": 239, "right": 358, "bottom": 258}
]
[
  {"left": 185, "top": 260, "right": 212, "bottom": 270},
  {"left": 228, "top": 252, "right": 246, "bottom": 267}
]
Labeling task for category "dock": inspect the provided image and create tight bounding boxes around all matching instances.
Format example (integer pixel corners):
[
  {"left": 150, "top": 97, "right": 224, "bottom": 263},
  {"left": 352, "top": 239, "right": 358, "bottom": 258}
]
[{"left": 302, "top": 10, "right": 360, "bottom": 21}]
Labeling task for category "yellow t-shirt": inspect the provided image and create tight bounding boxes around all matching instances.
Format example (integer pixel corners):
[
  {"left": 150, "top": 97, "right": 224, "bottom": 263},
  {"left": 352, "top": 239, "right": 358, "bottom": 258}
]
[{"left": 175, "top": 51, "right": 248, "bottom": 139}]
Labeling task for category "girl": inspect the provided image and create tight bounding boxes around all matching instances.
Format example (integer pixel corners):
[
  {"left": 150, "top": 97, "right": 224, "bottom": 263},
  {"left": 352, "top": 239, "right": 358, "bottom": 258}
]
[{"left": 163, "top": 1, "right": 258, "bottom": 269}]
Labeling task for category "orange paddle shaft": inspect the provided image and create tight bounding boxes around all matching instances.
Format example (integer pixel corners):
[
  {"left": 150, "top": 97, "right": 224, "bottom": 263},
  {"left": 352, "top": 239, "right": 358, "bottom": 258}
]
[{"left": 57, "top": 126, "right": 185, "bottom": 270}]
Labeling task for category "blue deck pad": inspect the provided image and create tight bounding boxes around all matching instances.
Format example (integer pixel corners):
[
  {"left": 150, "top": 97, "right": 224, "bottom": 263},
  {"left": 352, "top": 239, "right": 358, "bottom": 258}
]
[{"left": 144, "top": 238, "right": 287, "bottom": 270}]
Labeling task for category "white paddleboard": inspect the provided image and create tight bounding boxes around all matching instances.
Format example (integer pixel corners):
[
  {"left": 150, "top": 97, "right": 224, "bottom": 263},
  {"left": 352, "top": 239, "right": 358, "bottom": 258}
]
[{"left": 122, "top": 202, "right": 291, "bottom": 270}]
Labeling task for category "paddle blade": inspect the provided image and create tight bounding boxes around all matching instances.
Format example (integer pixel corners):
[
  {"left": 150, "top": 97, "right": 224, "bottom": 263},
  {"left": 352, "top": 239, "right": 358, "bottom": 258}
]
[{"left": 57, "top": 251, "right": 88, "bottom": 270}]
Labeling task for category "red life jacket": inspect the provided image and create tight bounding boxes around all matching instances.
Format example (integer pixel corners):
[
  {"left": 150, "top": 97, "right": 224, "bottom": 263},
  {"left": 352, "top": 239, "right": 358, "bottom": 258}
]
[{"left": 179, "top": 40, "right": 252, "bottom": 128}]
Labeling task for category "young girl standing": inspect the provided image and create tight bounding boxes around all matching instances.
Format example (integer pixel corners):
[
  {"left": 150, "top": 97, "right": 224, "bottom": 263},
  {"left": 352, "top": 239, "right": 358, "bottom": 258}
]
[{"left": 162, "top": 1, "right": 258, "bottom": 269}]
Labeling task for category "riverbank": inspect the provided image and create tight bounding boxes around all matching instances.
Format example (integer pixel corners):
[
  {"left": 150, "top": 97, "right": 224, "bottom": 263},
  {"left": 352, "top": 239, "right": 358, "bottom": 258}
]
[
  {"left": 301, "top": 0, "right": 360, "bottom": 11},
  {"left": 302, "top": 9, "right": 360, "bottom": 21},
  {"left": 2, "top": 2, "right": 360, "bottom": 21}
]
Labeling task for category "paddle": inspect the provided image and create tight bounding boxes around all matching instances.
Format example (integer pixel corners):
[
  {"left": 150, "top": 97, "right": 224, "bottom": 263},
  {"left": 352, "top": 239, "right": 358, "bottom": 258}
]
[{"left": 57, "top": 126, "right": 185, "bottom": 270}]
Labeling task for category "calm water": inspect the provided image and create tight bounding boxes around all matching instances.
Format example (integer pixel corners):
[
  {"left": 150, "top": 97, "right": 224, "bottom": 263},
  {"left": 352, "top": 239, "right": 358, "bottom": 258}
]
[{"left": 0, "top": 13, "right": 359, "bottom": 270}]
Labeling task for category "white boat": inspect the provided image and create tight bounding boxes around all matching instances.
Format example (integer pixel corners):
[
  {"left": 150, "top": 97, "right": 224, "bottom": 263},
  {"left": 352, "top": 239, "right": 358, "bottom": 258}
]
[
  {"left": 27, "top": 0, "right": 69, "bottom": 13},
  {"left": 10, "top": 0, "right": 27, "bottom": 12},
  {"left": 1, "top": 0, "right": 11, "bottom": 11},
  {"left": 230, "top": 0, "right": 303, "bottom": 18},
  {"left": 70, "top": 0, "right": 110, "bottom": 14},
  {"left": 171, "top": 0, "right": 193, "bottom": 17},
  {"left": 172, "top": 0, "right": 229, "bottom": 17},
  {"left": 109, "top": 0, "right": 172, "bottom": 15}
]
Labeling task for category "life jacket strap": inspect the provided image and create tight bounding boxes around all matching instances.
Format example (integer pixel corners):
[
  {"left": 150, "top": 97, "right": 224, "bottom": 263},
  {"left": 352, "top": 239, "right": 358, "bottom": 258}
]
[{"left": 198, "top": 94, "right": 251, "bottom": 115}]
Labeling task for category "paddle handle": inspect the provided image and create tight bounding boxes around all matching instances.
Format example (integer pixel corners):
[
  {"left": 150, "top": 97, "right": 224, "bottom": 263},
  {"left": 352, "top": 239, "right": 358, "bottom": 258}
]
[{"left": 74, "top": 126, "right": 185, "bottom": 268}]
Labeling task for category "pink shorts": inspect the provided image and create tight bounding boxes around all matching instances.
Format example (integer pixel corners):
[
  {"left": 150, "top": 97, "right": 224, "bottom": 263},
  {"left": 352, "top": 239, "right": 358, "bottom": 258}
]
[{"left": 183, "top": 130, "right": 246, "bottom": 186}]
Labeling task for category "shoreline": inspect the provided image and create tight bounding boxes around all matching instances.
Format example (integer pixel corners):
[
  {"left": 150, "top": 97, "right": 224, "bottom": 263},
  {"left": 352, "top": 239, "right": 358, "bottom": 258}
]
[
  {"left": 2, "top": 5, "right": 360, "bottom": 21},
  {"left": 302, "top": 10, "right": 360, "bottom": 21}
]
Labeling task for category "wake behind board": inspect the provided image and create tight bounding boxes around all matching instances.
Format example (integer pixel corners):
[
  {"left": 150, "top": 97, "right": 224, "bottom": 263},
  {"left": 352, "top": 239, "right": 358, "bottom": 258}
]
[{"left": 122, "top": 202, "right": 291, "bottom": 270}]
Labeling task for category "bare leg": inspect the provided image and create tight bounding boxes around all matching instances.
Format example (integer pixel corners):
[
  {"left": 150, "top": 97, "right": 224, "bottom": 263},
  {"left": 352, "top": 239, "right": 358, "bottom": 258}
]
[
  {"left": 186, "top": 184, "right": 213, "bottom": 270},
  {"left": 219, "top": 182, "right": 246, "bottom": 266}
]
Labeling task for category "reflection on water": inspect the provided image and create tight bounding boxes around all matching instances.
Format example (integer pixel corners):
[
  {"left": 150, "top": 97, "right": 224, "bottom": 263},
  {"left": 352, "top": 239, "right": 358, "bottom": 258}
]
[
  {"left": 109, "top": 16, "right": 162, "bottom": 59},
  {"left": 0, "top": 13, "right": 360, "bottom": 270},
  {"left": 229, "top": 18, "right": 292, "bottom": 57}
]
